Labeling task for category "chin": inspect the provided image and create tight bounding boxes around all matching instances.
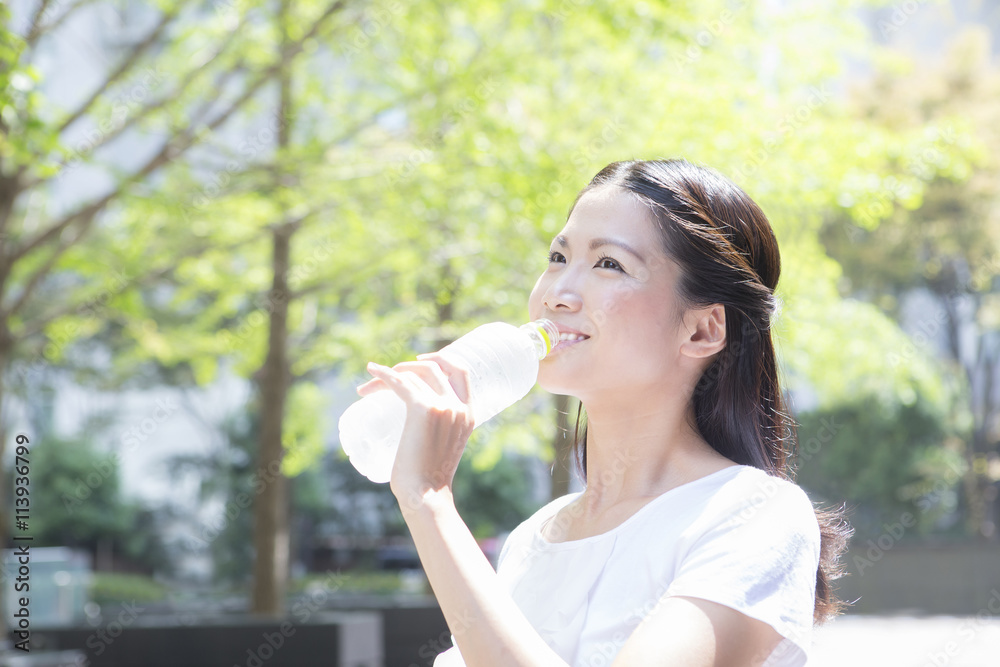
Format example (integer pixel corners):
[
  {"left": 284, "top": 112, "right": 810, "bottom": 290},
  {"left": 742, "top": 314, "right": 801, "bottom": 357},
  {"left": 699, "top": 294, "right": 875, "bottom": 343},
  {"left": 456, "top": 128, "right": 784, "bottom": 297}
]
[
  {"left": 536, "top": 367, "right": 583, "bottom": 398},
  {"left": 537, "top": 382, "right": 575, "bottom": 397}
]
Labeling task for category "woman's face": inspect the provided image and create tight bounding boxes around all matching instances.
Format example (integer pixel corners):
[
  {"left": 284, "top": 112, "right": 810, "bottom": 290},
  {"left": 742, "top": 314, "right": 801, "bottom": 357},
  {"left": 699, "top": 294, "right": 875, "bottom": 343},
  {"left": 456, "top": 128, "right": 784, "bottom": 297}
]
[{"left": 528, "top": 185, "right": 691, "bottom": 401}]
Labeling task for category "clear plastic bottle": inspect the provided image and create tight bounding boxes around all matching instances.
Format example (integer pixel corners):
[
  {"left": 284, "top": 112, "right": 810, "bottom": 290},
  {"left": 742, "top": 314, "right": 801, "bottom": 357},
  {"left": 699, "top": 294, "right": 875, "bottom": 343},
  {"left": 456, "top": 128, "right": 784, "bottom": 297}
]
[{"left": 338, "top": 319, "right": 560, "bottom": 483}]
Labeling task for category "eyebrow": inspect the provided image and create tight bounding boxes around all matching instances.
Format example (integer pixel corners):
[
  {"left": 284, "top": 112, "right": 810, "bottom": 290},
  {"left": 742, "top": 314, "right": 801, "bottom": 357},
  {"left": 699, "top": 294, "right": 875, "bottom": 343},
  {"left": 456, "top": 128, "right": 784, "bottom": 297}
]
[{"left": 554, "top": 235, "right": 647, "bottom": 263}]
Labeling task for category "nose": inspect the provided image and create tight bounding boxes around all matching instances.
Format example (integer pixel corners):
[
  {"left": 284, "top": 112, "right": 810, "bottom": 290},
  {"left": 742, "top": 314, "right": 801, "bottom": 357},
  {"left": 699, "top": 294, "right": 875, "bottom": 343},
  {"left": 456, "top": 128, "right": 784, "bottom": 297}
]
[{"left": 543, "top": 271, "right": 582, "bottom": 313}]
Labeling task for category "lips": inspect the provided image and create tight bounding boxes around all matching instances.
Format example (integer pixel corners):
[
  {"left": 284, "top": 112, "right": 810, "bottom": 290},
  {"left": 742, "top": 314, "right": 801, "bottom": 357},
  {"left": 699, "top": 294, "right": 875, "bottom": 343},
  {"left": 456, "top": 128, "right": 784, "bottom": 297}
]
[{"left": 549, "top": 324, "right": 591, "bottom": 353}]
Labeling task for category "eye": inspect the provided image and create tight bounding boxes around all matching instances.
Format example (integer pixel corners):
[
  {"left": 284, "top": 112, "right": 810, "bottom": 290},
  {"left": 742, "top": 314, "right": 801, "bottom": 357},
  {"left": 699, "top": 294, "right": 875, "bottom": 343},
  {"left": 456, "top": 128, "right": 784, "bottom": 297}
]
[
  {"left": 546, "top": 250, "right": 565, "bottom": 264},
  {"left": 596, "top": 254, "right": 626, "bottom": 273}
]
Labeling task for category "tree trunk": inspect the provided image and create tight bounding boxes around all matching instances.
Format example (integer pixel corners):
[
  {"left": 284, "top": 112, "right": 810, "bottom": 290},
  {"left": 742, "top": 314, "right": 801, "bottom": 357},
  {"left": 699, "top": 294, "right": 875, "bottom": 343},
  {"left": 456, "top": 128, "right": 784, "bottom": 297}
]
[
  {"left": 251, "top": 226, "right": 293, "bottom": 616},
  {"left": 250, "top": 0, "right": 295, "bottom": 617},
  {"left": 937, "top": 283, "right": 993, "bottom": 539}
]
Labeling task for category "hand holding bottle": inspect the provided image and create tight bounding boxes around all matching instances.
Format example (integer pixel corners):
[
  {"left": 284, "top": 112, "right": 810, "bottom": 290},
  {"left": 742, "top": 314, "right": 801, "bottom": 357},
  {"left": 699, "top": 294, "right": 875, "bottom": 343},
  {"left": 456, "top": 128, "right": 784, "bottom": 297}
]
[
  {"left": 360, "top": 352, "right": 475, "bottom": 505},
  {"left": 339, "top": 319, "right": 559, "bottom": 484}
]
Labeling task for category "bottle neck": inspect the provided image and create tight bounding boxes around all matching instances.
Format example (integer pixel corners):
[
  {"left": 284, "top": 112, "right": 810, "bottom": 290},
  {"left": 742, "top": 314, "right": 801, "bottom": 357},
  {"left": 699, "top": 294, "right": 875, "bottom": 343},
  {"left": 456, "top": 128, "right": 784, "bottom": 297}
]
[{"left": 520, "top": 319, "right": 559, "bottom": 360}]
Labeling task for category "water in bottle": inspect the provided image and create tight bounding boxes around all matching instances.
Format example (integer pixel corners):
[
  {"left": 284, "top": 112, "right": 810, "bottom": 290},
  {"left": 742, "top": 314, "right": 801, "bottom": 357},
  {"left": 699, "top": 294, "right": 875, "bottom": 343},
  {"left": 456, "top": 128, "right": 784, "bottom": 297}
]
[{"left": 338, "top": 319, "right": 560, "bottom": 483}]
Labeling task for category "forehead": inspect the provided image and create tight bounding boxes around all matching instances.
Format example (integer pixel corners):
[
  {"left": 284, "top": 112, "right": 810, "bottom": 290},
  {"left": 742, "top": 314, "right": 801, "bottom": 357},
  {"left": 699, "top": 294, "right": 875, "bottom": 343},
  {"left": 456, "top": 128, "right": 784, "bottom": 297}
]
[{"left": 562, "top": 186, "right": 660, "bottom": 247}]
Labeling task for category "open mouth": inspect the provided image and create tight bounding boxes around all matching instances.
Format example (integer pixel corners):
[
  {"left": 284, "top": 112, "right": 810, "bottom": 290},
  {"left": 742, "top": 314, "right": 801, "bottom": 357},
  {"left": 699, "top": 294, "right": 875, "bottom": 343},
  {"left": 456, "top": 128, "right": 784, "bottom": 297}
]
[{"left": 552, "top": 332, "right": 590, "bottom": 352}]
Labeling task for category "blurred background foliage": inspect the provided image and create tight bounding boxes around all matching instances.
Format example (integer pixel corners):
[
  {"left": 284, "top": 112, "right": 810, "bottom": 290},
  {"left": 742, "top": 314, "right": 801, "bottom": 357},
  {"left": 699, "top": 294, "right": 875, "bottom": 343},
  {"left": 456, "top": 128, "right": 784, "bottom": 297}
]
[
  {"left": 4, "top": 433, "right": 170, "bottom": 572},
  {"left": 1, "top": 0, "right": 998, "bottom": 611}
]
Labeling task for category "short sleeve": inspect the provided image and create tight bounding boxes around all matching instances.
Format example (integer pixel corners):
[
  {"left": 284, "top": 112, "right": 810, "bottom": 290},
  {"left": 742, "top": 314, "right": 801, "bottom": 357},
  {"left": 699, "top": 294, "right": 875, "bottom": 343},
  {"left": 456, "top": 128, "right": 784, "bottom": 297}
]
[
  {"left": 432, "top": 644, "right": 465, "bottom": 666},
  {"left": 664, "top": 477, "right": 821, "bottom": 664}
]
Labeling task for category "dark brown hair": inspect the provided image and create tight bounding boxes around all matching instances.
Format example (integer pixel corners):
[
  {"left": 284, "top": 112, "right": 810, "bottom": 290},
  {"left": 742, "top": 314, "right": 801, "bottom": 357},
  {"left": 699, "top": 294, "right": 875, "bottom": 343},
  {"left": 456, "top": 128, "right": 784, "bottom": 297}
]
[{"left": 567, "top": 159, "right": 853, "bottom": 625}]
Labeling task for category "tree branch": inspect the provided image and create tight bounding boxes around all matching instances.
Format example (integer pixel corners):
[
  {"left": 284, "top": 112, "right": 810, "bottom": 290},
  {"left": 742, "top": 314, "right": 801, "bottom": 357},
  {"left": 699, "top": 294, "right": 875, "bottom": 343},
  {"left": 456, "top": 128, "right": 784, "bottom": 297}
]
[
  {"left": 55, "top": 6, "right": 182, "bottom": 135},
  {"left": 22, "top": 14, "right": 248, "bottom": 192},
  {"left": 287, "top": 235, "right": 412, "bottom": 302},
  {"left": 99, "top": 22, "right": 245, "bottom": 145},
  {"left": 23, "top": 0, "right": 54, "bottom": 50},
  {"left": 0, "top": 172, "right": 21, "bottom": 261},
  {"left": 7, "top": 0, "right": 348, "bottom": 274},
  {"left": 288, "top": 279, "right": 335, "bottom": 301},
  {"left": 5, "top": 187, "right": 114, "bottom": 274},
  {"left": 1, "top": 211, "right": 91, "bottom": 321},
  {"left": 25, "top": 0, "right": 101, "bottom": 49},
  {"left": 11, "top": 232, "right": 266, "bottom": 341},
  {"left": 182, "top": 61, "right": 251, "bottom": 132},
  {"left": 288, "top": 281, "right": 334, "bottom": 300}
]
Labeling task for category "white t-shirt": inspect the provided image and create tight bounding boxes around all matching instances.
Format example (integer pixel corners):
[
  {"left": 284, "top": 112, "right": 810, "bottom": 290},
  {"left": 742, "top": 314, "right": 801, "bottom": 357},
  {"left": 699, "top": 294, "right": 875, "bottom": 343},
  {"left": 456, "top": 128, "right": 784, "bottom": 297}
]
[{"left": 433, "top": 464, "right": 821, "bottom": 667}]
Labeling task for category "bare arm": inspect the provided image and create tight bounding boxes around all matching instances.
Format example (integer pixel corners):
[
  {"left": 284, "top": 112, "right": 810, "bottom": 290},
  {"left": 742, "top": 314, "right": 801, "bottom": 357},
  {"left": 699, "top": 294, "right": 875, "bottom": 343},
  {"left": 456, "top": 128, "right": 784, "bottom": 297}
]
[
  {"left": 613, "top": 595, "right": 784, "bottom": 666},
  {"left": 402, "top": 488, "right": 569, "bottom": 666},
  {"left": 362, "top": 356, "right": 568, "bottom": 666}
]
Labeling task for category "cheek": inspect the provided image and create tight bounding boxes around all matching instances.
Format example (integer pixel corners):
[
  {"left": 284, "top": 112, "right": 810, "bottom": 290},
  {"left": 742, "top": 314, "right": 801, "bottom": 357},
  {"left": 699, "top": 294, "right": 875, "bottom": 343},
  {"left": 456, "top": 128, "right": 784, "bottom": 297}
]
[
  {"left": 593, "top": 283, "right": 640, "bottom": 324},
  {"left": 606, "top": 291, "right": 676, "bottom": 352},
  {"left": 528, "top": 274, "right": 547, "bottom": 317}
]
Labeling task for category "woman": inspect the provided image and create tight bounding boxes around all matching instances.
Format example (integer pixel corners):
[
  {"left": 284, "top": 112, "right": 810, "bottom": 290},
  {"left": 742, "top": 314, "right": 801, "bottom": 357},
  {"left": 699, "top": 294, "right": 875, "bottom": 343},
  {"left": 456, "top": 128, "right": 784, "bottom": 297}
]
[{"left": 359, "top": 159, "right": 851, "bottom": 666}]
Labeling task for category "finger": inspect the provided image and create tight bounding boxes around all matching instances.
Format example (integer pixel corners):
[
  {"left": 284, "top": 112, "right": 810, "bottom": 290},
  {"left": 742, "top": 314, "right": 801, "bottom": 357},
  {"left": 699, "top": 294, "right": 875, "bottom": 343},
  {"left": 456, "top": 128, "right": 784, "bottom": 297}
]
[
  {"left": 365, "top": 362, "right": 420, "bottom": 399},
  {"left": 356, "top": 378, "right": 387, "bottom": 395},
  {"left": 415, "top": 353, "right": 472, "bottom": 404},
  {"left": 388, "top": 360, "right": 452, "bottom": 396}
]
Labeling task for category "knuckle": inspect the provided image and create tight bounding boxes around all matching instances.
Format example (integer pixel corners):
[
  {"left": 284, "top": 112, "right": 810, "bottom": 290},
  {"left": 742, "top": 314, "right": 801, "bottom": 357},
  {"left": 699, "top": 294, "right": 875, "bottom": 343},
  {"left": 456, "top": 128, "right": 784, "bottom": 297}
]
[
  {"left": 409, "top": 396, "right": 433, "bottom": 412},
  {"left": 396, "top": 361, "right": 422, "bottom": 372},
  {"left": 425, "top": 401, "right": 454, "bottom": 416}
]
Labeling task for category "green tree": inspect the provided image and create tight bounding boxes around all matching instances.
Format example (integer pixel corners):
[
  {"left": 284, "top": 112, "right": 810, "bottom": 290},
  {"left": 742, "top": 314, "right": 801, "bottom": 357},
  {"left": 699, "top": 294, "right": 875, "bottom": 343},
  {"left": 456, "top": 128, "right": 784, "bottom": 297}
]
[
  {"left": 819, "top": 28, "right": 1000, "bottom": 538},
  {"left": 795, "top": 397, "right": 964, "bottom": 539},
  {"left": 452, "top": 451, "right": 538, "bottom": 540},
  {"left": 0, "top": 0, "right": 348, "bottom": 620}
]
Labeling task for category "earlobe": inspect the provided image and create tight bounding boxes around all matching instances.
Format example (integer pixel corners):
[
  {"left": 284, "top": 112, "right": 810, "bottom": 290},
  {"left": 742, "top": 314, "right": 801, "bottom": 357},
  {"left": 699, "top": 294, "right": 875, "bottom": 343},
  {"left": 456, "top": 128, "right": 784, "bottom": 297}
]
[{"left": 681, "top": 305, "right": 726, "bottom": 359}]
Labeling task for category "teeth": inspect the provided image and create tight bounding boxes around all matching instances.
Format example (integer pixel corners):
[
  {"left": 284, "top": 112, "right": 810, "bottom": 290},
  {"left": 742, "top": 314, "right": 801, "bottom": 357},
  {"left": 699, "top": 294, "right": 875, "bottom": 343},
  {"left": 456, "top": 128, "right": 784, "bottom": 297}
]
[{"left": 559, "top": 333, "right": 587, "bottom": 341}]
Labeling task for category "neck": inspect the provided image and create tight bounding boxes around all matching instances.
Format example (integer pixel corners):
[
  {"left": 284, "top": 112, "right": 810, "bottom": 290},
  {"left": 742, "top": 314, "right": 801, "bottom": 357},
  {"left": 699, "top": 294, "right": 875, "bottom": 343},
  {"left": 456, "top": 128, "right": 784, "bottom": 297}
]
[{"left": 576, "top": 387, "right": 730, "bottom": 510}]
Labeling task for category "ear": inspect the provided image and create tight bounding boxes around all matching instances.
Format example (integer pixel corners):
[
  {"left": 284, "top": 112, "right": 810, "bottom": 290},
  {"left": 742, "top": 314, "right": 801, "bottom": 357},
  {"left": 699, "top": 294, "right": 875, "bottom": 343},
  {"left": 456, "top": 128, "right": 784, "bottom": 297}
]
[{"left": 679, "top": 304, "right": 726, "bottom": 359}]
